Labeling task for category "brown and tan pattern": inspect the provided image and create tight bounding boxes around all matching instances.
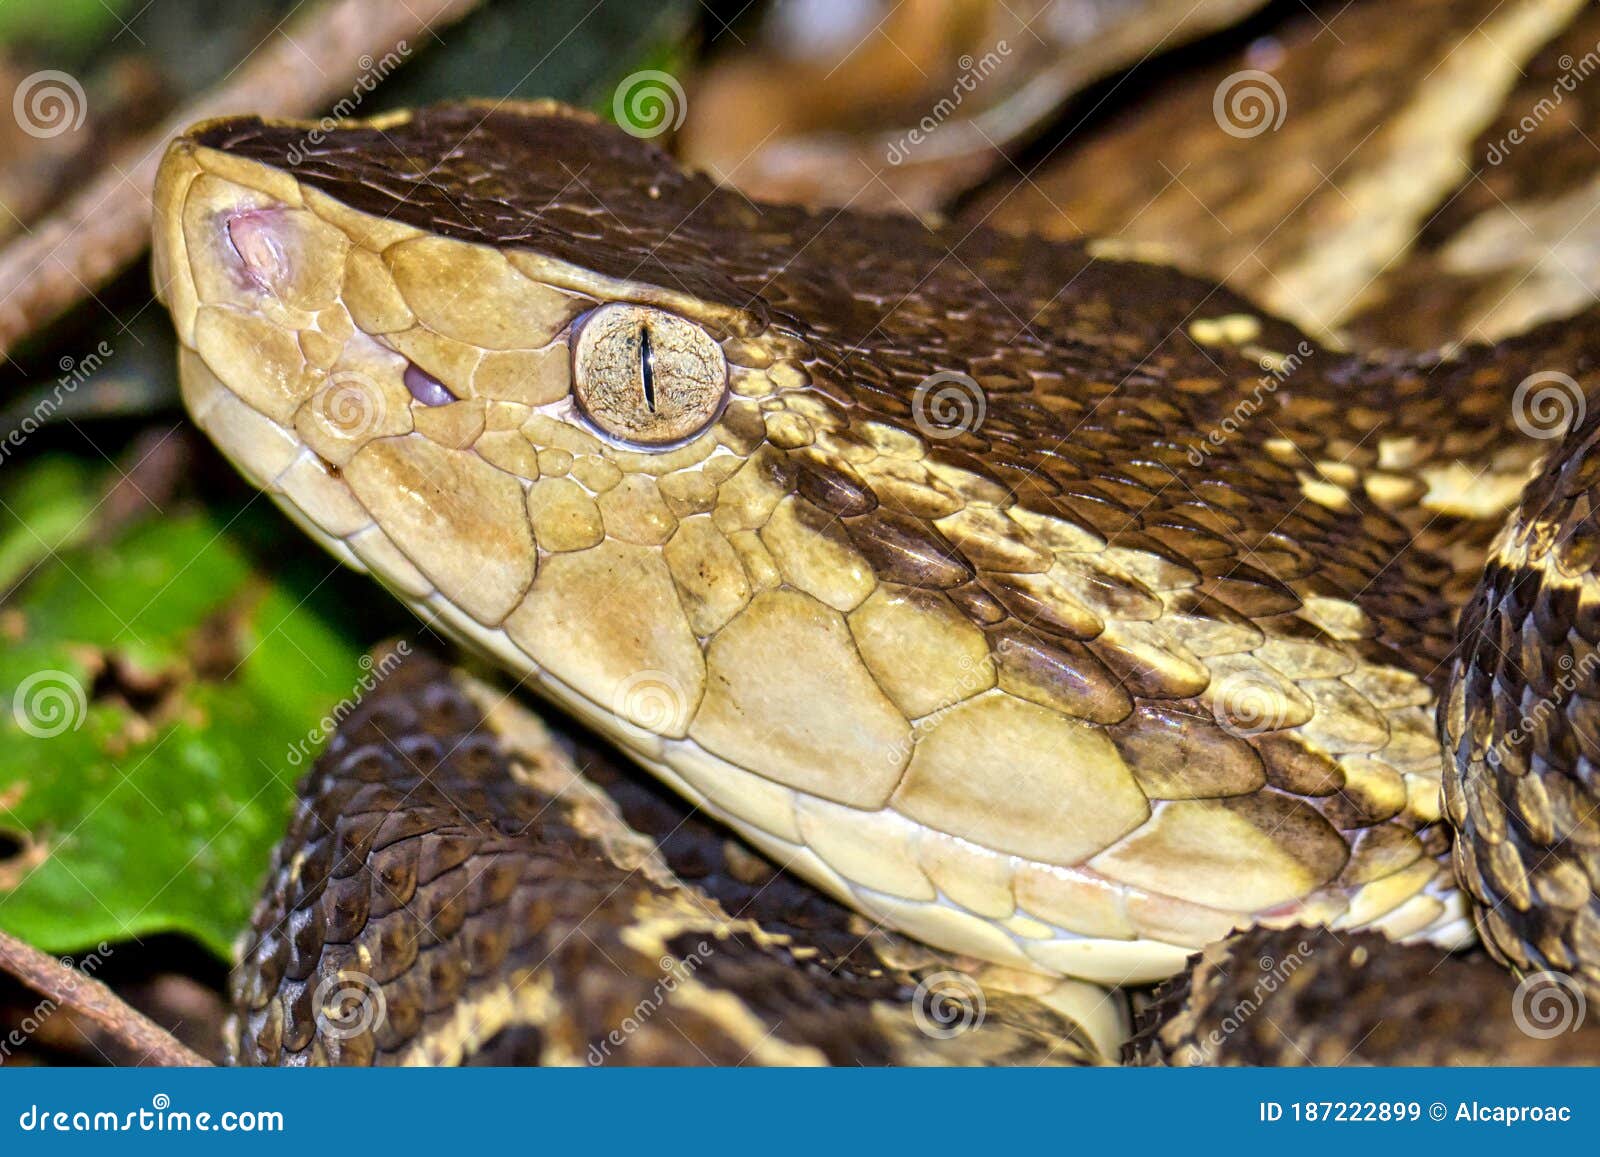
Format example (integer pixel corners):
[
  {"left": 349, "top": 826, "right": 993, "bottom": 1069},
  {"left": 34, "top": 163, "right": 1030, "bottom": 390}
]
[
  {"left": 1443, "top": 392, "right": 1600, "bottom": 999},
  {"left": 1128, "top": 925, "right": 1600, "bottom": 1065},
  {"left": 151, "top": 102, "right": 1600, "bottom": 1027},
  {"left": 967, "top": 0, "right": 1593, "bottom": 348},
  {"left": 676, "top": 0, "right": 1269, "bottom": 213},
  {"left": 230, "top": 647, "right": 1113, "bottom": 1066},
  {"left": 1348, "top": 3, "right": 1600, "bottom": 347}
]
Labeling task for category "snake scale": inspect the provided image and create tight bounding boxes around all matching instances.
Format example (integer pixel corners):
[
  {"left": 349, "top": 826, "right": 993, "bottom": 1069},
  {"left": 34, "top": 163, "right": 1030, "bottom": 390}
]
[{"left": 147, "top": 101, "right": 1600, "bottom": 1064}]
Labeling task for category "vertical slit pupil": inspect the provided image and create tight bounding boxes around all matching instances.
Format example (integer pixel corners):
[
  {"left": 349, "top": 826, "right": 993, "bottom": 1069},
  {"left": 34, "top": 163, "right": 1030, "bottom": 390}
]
[{"left": 639, "top": 325, "right": 656, "bottom": 412}]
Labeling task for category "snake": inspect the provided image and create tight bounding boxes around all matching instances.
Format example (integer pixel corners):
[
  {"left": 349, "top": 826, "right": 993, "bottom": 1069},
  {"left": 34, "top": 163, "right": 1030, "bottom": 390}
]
[{"left": 147, "top": 100, "right": 1600, "bottom": 1064}]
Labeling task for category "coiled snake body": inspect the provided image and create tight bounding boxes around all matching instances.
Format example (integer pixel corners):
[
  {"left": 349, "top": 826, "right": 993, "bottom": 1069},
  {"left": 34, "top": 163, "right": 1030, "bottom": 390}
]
[{"left": 149, "top": 102, "right": 1600, "bottom": 1062}]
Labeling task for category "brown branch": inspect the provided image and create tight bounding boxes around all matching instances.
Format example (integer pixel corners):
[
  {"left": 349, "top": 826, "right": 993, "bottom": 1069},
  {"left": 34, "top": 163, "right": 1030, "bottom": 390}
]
[
  {"left": 0, "top": 0, "right": 483, "bottom": 360},
  {"left": 0, "top": 927, "right": 211, "bottom": 1066}
]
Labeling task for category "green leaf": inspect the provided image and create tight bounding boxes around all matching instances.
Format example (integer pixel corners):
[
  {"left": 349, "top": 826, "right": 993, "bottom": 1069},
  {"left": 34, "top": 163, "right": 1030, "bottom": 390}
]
[
  {"left": 0, "top": 0, "right": 130, "bottom": 48},
  {"left": 0, "top": 454, "right": 98, "bottom": 593},
  {"left": 0, "top": 490, "right": 371, "bottom": 957}
]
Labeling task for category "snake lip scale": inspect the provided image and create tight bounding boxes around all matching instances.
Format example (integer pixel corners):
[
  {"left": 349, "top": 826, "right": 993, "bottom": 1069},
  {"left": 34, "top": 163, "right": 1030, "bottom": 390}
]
[{"left": 147, "top": 99, "right": 1600, "bottom": 1063}]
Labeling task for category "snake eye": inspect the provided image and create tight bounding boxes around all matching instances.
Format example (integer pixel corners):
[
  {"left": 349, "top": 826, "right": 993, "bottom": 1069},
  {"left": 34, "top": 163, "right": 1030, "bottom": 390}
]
[{"left": 571, "top": 303, "right": 727, "bottom": 446}]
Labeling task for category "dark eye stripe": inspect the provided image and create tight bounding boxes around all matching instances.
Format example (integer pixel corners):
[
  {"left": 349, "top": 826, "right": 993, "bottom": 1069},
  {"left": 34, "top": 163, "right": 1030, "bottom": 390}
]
[{"left": 404, "top": 362, "right": 457, "bottom": 406}]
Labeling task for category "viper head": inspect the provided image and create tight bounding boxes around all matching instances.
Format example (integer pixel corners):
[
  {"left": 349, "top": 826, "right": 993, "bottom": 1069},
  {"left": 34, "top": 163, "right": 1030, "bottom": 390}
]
[
  {"left": 149, "top": 101, "right": 1002, "bottom": 789},
  {"left": 151, "top": 103, "right": 989, "bottom": 844},
  {"left": 152, "top": 101, "right": 1461, "bottom": 984}
]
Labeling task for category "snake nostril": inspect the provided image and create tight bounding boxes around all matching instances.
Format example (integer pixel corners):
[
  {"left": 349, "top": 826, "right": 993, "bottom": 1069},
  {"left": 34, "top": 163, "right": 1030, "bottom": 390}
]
[{"left": 403, "top": 362, "right": 457, "bottom": 406}]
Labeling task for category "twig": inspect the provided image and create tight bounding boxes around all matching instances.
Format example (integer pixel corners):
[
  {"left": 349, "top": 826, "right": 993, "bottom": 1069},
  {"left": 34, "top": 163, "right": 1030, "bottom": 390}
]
[
  {"left": 0, "top": 927, "right": 211, "bottom": 1066},
  {"left": 0, "top": 0, "right": 483, "bottom": 361}
]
